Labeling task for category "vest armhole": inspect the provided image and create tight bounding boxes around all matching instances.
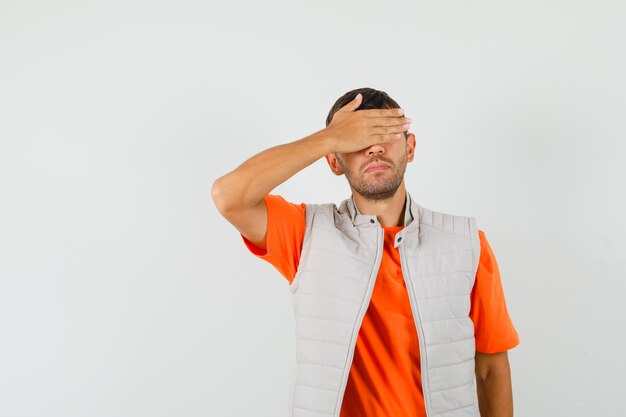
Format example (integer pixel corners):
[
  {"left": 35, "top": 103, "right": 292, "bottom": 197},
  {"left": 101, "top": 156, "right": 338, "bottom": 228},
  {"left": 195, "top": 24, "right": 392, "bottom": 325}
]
[
  {"left": 468, "top": 216, "right": 481, "bottom": 278},
  {"left": 287, "top": 202, "right": 318, "bottom": 294},
  {"left": 468, "top": 216, "right": 478, "bottom": 240}
]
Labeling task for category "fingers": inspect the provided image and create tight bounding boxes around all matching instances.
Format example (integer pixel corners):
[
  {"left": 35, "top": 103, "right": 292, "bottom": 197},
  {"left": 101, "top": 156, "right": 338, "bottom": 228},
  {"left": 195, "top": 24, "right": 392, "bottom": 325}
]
[
  {"left": 336, "top": 93, "right": 364, "bottom": 113},
  {"left": 367, "top": 115, "right": 412, "bottom": 128},
  {"left": 369, "top": 122, "right": 411, "bottom": 138}
]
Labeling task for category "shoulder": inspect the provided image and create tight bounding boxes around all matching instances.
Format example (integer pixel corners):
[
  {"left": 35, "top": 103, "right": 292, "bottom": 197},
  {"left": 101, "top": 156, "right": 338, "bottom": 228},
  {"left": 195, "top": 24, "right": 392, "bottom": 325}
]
[
  {"left": 417, "top": 203, "right": 478, "bottom": 239},
  {"left": 300, "top": 198, "right": 346, "bottom": 218},
  {"left": 265, "top": 193, "right": 306, "bottom": 209},
  {"left": 264, "top": 193, "right": 307, "bottom": 218}
]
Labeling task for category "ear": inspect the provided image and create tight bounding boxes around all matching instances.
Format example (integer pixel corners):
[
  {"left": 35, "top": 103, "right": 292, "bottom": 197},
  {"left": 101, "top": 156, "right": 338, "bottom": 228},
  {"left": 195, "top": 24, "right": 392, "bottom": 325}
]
[
  {"left": 325, "top": 153, "right": 345, "bottom": 176},
  {"left": 406, "top": 133, "right": 416, "bottom": 163}
]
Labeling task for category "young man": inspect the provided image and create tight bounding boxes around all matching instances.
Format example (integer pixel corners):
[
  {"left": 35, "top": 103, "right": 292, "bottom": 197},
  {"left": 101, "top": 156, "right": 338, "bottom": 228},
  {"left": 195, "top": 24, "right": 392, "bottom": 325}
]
[{"left": 212, "top": 88, "right": 520, "bottom": 417}]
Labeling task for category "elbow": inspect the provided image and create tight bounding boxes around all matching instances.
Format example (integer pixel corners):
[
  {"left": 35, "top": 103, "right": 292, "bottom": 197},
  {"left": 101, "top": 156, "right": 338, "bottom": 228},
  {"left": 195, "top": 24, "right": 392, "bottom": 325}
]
[
  {"left": 211, "top": 172, "right": 263, "bottom": 214},
  {"left": 211, "top": 176, "right": 233, "bottom": 214}
]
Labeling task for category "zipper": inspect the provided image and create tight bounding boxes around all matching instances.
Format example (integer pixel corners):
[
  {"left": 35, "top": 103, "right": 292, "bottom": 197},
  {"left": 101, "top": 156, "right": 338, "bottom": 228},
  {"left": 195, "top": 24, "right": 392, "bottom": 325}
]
[
  {"left": 333, "top": 226, "right": 385, "bottom": 416},
  {"left": 399, "top": 242, "right": 432, "bottom": 417}
]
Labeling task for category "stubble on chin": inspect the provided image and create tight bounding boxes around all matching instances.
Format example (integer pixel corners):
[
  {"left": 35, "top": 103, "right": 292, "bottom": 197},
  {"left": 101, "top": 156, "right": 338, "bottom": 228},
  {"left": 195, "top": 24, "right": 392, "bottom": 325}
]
[{"left": 345, "top": 164, "right": 405, "bottom": 201}]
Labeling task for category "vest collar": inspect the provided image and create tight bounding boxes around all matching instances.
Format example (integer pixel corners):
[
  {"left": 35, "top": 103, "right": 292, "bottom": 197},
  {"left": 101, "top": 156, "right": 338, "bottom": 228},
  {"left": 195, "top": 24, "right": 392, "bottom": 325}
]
[{"left": 345, "top": 191, "right": 420, "bottom": 247}]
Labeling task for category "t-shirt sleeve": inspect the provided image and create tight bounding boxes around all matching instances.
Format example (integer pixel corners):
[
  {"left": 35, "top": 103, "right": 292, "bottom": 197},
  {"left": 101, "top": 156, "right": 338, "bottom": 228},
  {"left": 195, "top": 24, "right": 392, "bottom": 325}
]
[
  {"left": 470, "top": 229, "right": 520, "bottom": 353},
  {"left": 240, "top": 194, "right": 306, "bottom": 284}
]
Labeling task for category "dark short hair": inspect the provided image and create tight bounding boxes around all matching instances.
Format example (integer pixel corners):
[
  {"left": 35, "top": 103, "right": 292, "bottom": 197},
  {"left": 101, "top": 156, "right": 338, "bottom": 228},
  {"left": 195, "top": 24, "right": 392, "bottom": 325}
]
[{"left": 325, "top": 87, "right": 408, "bottom": 140}]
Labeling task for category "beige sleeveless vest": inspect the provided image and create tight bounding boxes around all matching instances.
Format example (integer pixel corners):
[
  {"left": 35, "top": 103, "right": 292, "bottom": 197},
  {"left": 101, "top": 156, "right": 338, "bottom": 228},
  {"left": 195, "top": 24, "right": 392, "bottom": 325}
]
[{"left": 286, "top": 191, "right": 481, "bottom": 417}]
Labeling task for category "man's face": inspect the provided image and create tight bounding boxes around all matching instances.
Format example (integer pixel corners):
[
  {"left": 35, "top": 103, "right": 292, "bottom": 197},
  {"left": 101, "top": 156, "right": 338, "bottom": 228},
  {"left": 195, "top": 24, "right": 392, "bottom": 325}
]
[{"left": 326, "top": 133, "right": 416, "bottom": 201}]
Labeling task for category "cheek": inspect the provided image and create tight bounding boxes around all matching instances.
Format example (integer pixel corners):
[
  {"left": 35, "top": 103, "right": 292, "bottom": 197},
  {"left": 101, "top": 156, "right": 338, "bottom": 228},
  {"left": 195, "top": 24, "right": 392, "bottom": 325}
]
[{"left": 338, "top": 155, "right": 358, "bottom": 169}]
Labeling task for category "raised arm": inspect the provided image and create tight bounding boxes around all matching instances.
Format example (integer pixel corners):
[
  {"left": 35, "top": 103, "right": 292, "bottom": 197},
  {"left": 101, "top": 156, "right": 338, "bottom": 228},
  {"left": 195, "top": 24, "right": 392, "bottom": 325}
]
[
  {"left": 211, "top": 131, "right": 334, "bottom": 250},
  {"left": 211, "top": 93, "right": 410, "bottom": 250}
]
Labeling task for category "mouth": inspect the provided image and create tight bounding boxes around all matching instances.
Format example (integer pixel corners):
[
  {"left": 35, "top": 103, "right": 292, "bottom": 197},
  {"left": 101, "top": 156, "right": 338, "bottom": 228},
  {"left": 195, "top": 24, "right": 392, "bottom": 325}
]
[{"left": 365, "top": 162, "right": 390, "bottom": 172}]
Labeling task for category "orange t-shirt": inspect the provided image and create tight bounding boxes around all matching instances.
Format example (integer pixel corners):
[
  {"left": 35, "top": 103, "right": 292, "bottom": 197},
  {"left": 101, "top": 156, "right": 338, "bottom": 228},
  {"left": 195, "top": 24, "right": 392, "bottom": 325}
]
[{"left": 240, "top": 194, "right": 520, "bottom": 417}]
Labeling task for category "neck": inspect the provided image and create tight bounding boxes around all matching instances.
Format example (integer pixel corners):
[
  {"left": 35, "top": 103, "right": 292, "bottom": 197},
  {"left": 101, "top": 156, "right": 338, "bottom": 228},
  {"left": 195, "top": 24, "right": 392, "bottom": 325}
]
[{"left": 352, "top": 182, "right": 407, "bottom": 227}]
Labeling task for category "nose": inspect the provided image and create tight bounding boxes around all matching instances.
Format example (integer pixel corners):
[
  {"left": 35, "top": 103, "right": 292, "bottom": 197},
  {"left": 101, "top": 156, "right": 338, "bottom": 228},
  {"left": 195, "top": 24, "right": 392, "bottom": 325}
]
[{"left": 366, "top": 143, "right": 385, "bottom": 155}]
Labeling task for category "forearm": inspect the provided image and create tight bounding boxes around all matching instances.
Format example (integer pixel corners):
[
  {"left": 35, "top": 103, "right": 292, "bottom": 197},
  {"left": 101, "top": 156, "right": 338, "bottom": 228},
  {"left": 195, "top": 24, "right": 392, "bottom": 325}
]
[
  {"left": 476, "top": 370, "right": 514, "bottom": 417},
  {"left": 212, "top": 129, "right": 334, "bottom": 211}
]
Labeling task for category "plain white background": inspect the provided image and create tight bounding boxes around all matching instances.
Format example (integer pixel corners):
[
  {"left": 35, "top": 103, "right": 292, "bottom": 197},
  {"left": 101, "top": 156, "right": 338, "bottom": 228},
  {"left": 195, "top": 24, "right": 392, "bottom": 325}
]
[{"left": 1, "top": 0, "right": 625, "bottom": 416}]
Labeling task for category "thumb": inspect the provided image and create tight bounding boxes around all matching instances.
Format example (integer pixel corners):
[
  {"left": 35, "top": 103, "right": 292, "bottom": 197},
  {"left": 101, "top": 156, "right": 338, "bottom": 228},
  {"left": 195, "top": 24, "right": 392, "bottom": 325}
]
[{"left": 337, "top": 93, "right": 362, "bottom": 113}]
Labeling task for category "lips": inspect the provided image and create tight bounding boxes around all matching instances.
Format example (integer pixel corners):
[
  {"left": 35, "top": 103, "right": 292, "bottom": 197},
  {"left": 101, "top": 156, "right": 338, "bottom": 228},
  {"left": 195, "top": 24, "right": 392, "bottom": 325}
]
[{"left": 365, "top": 162, "right": 390, "bottom": 172}]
